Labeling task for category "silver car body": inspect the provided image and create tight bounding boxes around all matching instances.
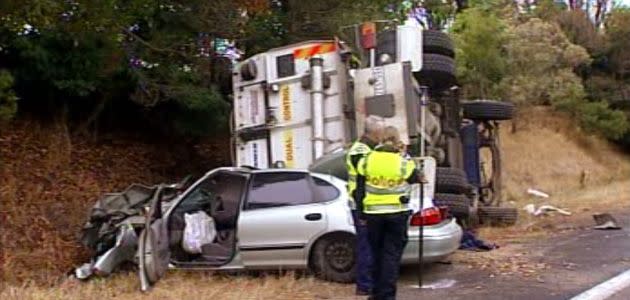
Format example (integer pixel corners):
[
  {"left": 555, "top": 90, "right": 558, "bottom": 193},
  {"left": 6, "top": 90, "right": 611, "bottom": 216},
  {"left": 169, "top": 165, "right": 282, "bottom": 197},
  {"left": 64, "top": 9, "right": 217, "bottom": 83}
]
[
  {"left": 132, "top": 167, "right": 462, "bottom": 290},
  {"left": 163, "top": 168, "right": 462, "bottom": 269}
]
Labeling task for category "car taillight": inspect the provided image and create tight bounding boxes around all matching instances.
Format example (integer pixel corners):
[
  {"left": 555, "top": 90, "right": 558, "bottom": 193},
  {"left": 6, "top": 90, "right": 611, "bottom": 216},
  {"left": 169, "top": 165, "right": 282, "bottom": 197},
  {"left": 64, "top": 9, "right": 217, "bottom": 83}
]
[{"left": 410, "top": 207, "right": 443, "bottom": 226}]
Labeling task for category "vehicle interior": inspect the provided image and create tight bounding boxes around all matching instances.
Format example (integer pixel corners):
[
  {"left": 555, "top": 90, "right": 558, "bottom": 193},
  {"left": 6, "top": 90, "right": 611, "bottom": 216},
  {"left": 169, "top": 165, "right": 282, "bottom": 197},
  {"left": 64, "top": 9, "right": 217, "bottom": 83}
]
[{"left": 167, "top": 170, "right": 248, "bottom": 266}]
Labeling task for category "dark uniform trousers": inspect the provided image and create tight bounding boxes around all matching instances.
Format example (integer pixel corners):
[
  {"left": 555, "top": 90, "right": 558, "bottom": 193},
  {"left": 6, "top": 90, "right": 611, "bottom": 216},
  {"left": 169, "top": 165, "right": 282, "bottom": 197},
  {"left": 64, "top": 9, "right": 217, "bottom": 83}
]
[{"left": 365, "top": 211, "right": 410, "bottom": 300}]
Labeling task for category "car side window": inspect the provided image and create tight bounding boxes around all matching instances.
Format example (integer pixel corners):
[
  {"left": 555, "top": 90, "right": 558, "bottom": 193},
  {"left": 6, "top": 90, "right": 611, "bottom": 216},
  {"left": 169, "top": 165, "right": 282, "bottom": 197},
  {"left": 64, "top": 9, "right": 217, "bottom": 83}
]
[
  {"left": 312, "top": 177, "right": 340, "bottom": 203},
  {"left": 246, "top": 172, "right": 314, "bottom": 209}
]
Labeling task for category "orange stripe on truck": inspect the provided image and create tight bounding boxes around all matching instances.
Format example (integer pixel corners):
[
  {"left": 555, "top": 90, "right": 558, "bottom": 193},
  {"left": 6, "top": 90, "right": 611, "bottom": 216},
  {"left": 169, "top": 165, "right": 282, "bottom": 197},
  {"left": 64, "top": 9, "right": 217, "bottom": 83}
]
[{"left": 293, "top": 43, "right": 336, "bottom": 59}]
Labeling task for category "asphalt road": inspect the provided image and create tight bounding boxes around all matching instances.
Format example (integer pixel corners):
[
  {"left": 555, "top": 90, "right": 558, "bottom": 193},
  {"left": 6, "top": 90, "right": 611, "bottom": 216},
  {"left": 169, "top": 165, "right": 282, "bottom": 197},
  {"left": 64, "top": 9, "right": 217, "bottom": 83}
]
[
  {"left": 397, "top": 213, "right": 630, "bottom": 300},
  {"left": 609, "top": 287, "right": 630, "bottom": 300}
]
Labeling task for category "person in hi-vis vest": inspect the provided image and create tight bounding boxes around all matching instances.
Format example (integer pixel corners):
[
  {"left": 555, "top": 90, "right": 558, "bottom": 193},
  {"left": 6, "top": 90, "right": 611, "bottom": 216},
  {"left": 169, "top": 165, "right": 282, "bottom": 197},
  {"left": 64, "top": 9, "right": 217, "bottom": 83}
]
[
  {"left": 357, "top": 127, "right": 424, "bottom": 300},
  {"left": 345, "top": 115, "right": 385, "bottom": 296}
]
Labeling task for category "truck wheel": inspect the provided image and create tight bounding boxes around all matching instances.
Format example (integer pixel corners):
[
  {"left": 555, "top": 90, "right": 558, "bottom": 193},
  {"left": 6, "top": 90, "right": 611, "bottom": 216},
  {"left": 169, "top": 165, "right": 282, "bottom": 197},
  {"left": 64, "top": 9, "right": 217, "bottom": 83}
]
[
  {"left": 434, "top": 193, "right": 470, "bottom": 219},
  {"left": 478, "top": 206, "right": 518, "bottom": 226},
  {"left": 423, "top": 30, "right": 455, "bottom": 58},
  {"left": 415, "top": 54, "right": 456, "bottom": 92},
  {"left": 462, "top": 100, "right": 515, "bottom": 121},
  {"left": 436, "top": 167, "right": 469, "bottom": 194},
  {"left": 310, "top": 234, "right": 356, "bottom": 283}
]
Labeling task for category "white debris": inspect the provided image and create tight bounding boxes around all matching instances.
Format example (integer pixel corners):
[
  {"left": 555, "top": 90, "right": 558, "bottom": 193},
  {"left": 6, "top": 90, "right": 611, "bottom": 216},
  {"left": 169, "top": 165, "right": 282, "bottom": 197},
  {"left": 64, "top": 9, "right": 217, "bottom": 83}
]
[
  {"left": 527, "top": 188, "right": 550, "bottom": 198},
  {"left": 409, "top": 278, "right": 457, "bottom": 289},
  {"left": 523, "top": 204, "right": 572, "bottom": 216}
]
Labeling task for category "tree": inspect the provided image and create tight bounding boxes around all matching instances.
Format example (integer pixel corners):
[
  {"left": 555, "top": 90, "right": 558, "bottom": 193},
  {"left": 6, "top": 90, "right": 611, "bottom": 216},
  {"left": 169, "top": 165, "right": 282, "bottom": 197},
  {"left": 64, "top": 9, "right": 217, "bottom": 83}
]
[
  {"left": 0, "top": 69, "right": 17, "bottom": 123},
  {"left": 499, "top": 18, "right": 591, "bottom": 106},
  {"left": 555, "top": 10, "right": 606, "bottom": 56},
  {"left": 0, "top": 0, "right": 243, "bottom": 136},
  {"left": 451, "top": 4, "right": 509, "bottom": 99}
]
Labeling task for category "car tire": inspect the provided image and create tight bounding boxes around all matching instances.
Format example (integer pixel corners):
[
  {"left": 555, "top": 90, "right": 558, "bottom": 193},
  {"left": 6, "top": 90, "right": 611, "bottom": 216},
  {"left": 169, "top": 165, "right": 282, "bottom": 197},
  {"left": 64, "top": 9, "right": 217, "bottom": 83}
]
[
  {"left": 434, "top": 193, "right": 470, "bottom": 219},
  {"left": 423, "top": 30, "right": 455, "bottom": 58},
  {"left": 436, "top": 167, "right": 469, "bottom": 194},
  {"left": 310, "top": 234, "right": 356, "bottom": 283},
  {"left": 462, "top": 100, "right": 515, "bottom": 121},
  {"left": 414, "top": 54, "right": 456, "bottom": 92},
  {"left": 478, "top": 206, "right": 518, "bottom": 226}
]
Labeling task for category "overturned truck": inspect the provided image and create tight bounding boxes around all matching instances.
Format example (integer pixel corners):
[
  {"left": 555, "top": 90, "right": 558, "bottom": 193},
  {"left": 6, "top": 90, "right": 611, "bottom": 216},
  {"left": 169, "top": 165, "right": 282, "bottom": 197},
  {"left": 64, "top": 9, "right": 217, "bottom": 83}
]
[{"left": 231, "top": 22, "right": 517, "bottom": 225}]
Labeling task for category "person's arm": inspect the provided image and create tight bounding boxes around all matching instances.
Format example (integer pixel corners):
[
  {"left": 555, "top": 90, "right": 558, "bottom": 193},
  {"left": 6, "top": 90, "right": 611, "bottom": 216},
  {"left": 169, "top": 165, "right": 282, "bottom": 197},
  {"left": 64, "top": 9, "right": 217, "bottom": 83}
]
[
  {"left": 355, "top": 175, "right": 366, "bottom": 217},
  {"left": 405, "top": 168, "right": 427, "bottom": 184},
  {"left": 353, "top": 155, "right": 367, "bottom": 220}
]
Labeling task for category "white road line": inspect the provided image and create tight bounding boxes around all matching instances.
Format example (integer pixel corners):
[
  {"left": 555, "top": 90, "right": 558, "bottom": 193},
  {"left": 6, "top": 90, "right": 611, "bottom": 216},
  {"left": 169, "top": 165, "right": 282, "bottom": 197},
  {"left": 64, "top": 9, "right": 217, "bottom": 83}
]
[{"left": 571, "top": 268, "right": 630, "bottom": 300}]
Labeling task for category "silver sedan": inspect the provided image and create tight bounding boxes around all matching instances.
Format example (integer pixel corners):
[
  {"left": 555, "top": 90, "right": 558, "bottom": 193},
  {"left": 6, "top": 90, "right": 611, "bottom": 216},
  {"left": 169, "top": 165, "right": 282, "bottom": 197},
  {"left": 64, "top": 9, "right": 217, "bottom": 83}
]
[{"left": 137, "top": 167, "right": 462, "bottom": 291}]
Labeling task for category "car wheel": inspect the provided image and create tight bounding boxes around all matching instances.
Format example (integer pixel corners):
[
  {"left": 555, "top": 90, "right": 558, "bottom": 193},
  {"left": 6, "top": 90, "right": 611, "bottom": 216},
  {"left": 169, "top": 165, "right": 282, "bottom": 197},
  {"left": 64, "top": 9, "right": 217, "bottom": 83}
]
[
  {"left": 462, "top": 100, "right": 515, "bottom": 121},
  {"left": 436, "top": 167, "right": 469, "bottom": 194},
  {"left": 310, "top": 234, "right": 356, "bottom": 283}
]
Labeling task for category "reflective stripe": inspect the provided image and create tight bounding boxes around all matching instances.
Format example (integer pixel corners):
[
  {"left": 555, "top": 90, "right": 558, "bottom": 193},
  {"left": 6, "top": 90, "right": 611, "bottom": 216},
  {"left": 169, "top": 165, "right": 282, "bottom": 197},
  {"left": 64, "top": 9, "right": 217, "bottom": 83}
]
[
  {"left": 400, "top": 159, "right": 408, "bottom": 178},
  {"left": 348, "top": 174, "right": 357, "bottom": 181},
  {"left": 365, "top": 184, "right": 410, "bottom": 195},
  {"left": 364, "top": 203, "right": 410, "bottom": 214}
]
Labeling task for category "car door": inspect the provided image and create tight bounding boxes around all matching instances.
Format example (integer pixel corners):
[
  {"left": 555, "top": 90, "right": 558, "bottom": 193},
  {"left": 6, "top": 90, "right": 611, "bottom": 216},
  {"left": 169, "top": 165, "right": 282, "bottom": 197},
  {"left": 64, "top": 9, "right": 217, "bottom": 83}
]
[
  {"left": 138, "top": 185, "right": 171, "bottom": 292},
  {"left": 237, "top": 171, "right": 328, "bottom": 268}
]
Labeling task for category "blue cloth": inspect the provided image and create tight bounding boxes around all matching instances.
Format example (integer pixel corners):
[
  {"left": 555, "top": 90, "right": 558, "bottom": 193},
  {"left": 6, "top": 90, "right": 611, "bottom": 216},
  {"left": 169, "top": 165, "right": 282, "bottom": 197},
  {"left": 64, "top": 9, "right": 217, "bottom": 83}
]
[
  {"left": 365, "top": 212, "right": 410, "bottom": 300},
  {"left": 459, "top": 230, "right": 498, "bottom": 251},
  {"left": 352, "top": 210, "right": 373, "bottom": 293}
]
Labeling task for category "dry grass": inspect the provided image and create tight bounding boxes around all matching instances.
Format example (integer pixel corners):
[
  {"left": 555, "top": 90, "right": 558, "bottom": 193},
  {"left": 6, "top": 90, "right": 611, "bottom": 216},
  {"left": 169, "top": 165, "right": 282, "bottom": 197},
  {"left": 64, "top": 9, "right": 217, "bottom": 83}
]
[
  {"left": 0, "top": 271, "right": 356, "bottom": 300},
  {"left": 498, "top": 106, "right": 630, "bottom": 211}
]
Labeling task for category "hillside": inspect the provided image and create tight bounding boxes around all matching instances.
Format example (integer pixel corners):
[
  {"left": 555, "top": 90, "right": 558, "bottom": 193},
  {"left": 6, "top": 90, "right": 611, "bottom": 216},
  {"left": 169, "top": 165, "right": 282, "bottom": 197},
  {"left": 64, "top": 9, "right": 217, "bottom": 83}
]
[
  {"left": 500, "top": 107, "right": 630, "bottom": 210},
  {"left": 0, "top": 121, "right": 230, "bottom": 285}
]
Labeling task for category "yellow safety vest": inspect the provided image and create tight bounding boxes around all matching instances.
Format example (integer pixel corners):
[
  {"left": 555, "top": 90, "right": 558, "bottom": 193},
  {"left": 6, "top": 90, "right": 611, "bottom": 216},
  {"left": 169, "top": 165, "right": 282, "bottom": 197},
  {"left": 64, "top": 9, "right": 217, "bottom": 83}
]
[
  {"left": 357, "top": 151, "right": 416, "bottom": 214},
  {"left": 345, "top": 141, "right": 372, "bottom": 198}
]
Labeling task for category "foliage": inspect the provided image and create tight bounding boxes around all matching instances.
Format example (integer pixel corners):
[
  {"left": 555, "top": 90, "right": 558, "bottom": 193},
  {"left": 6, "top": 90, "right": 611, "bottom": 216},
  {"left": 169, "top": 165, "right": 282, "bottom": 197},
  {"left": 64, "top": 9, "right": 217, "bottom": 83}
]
[
  {"left": 555, "top": 10, "right": 606, "bottom": 56},
  {"left": 499, "top": 18, "right": 591, "bottom": 105},
  {"left": 604, "top": 8, "right": 630, "bottom": 78},
  {"left": 0, "top": 69, "right": 18, "bottom": 122},
  {"left": 451, "top": 4, "right": 508, "bottom": 99}
]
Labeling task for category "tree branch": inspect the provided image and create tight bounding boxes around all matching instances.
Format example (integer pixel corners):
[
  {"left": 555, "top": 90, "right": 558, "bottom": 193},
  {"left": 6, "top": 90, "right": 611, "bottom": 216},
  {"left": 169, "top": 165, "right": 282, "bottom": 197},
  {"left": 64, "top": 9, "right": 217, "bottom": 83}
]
[{"left": 121, "top": 26, "right": 189, "bottom": 58}]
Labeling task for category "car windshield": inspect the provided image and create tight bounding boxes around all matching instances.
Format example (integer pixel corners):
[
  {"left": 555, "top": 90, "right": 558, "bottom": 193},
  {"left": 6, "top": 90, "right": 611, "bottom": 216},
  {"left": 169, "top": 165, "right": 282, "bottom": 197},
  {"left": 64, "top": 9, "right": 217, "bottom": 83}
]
[{"left": 174, "top": 171, "right": 244, "bottom": 215}]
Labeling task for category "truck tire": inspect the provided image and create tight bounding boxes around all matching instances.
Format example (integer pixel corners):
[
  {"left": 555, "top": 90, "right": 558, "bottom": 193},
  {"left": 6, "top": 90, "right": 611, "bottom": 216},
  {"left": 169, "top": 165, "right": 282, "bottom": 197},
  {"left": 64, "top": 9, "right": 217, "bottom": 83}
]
[
  {"left": 415, "top": 54, "right": 456, "bottom": 92},
  {"left": 310, "top": 233, "right": 356, "bottom": 283},
  {"left": 478, "top": 206, "right": 518, "bottom": 226},
  {"left": 462, "top": 100, "right": 515, "bottom": 121},
  {"left": 436, "top": 167, "right": 469, "bottom": 194},
  {"left": 423, "top": 30, "right": 455, "bottom": 58},
  {"left": 434, "top": 193, "right": 470, "bottom": 219}
]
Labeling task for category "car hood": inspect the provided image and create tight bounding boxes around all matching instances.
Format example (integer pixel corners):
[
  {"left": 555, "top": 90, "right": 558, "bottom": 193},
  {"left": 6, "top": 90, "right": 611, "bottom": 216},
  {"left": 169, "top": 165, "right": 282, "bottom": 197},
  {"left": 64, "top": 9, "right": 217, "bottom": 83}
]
[{"left": 308, "top": 150, "right": 348, "bottom": 181}]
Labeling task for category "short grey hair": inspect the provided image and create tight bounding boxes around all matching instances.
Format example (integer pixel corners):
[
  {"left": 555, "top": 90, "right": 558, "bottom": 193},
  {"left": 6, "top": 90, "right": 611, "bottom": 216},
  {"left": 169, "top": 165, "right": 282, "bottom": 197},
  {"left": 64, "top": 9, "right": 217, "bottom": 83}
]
[
  {"left": 382, "top": 126, "right": 401, "bottom": 144},
  {"left": 364, "top": 115, "right": 385, "bottom": 135}
]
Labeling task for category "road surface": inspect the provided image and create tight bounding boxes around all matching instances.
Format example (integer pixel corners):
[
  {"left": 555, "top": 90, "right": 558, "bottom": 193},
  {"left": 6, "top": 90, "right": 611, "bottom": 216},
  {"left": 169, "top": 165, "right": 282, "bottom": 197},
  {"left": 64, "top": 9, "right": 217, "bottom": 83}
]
[{"left": 397, "top": 213, "right": 630, "bottom": 300}]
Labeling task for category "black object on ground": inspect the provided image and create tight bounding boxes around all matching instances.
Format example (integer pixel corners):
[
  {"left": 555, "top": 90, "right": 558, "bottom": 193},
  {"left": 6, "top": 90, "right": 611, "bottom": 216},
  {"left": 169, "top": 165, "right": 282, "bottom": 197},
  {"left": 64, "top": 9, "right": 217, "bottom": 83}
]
[{"left": 593, "top": 213, "right": 621, "bottom": 230}]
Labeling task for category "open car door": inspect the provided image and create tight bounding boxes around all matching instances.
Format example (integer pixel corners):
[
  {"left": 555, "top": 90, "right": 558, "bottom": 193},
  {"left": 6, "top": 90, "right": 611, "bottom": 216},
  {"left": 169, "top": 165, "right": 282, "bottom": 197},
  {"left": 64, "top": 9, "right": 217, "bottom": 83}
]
[{"left": 138, "top": 185, "right": 171, "bottom": 292}]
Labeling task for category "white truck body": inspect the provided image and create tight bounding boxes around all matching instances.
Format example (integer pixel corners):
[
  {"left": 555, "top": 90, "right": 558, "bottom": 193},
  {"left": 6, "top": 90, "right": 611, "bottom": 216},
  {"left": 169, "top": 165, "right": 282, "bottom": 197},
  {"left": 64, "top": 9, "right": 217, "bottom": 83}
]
[{"left": 231, "top": 25, "right": 426, "bottom": 170}]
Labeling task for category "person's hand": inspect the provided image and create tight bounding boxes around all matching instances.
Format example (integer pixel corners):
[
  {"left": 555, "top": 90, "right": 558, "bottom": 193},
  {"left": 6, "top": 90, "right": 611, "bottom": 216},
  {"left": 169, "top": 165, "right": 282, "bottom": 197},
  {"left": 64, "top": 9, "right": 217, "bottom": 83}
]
[
  {"left": 357, "top": 211, "right": 368, "bottom": 225},
  {"left": 418, "top": 173, "right": 428, "bottom": 184}
]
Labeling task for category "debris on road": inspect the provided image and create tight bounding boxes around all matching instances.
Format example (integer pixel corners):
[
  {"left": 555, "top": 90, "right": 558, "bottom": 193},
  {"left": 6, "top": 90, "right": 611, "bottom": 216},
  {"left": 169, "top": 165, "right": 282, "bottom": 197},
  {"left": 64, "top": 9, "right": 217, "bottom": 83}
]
[
  {"left": 523, "top": 204, "right": 572, "bottom": 216},
  {"left": 527, "top": 188, "right": 550, "bottom": 198},
  {"left": 420, "top": 278, "right": 457, "bottom": 289},
  {"left": 593, "top": 213, "right": 621, "bottom": 230}
]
